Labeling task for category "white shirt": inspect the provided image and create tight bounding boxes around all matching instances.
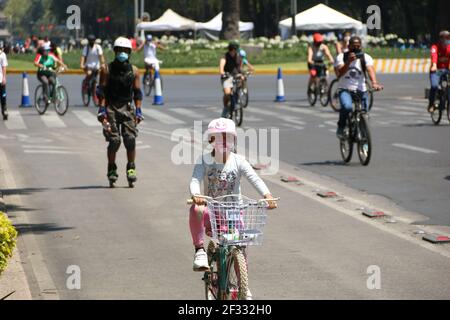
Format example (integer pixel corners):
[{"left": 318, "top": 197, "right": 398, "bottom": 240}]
[
  {"left": 82, "top": 44, "right": 103, "bottom": 69},
  {"left": 0, "top": 52, "right": 8, "bottom": 84},
  {"left": 190, "top": 152, "right": 270, "bottom": 198},
  {"left": 144, "top": 42, "right": 157, "bottom": 59},
  {"left": 335, "top": 52, "right": 374, "bottom": 92}
]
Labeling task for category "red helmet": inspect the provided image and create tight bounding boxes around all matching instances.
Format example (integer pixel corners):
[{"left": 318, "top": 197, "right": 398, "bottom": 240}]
[{"left": 313, "top": 33, "right": 323, "bottom": 43}]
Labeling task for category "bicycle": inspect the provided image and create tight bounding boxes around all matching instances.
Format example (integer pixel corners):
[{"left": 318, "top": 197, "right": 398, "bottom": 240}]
[
  {"left": 307, "top": 63, "right": 330, "bottom": 107},
  {"left": 81, "top": 68, "right": 100, "bottom": 107},
  {"left": 34, "top": 67, "right": 69, "bottom": 116},
  {"left": 339, "top": 89, "right": 379, "bottom": 166},
  {"left": 143, "top": 62, "right": 163, "bottom": 97},
  {"left": 187, "top": 194, "right": 279, "bottom": 300},
  {"left": 226, "top": 73, "right": 245, "bottom": 127},
  {"left": 329, "top": 79, "right": 374, "bottom": 113},
  {"left": 430, "top": 70, "right": 450, "bottom": 125}
]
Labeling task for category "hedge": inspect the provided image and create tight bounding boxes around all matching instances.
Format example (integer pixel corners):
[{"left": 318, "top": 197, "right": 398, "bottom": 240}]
[{"left": 0, "top": 212, "right": 18, "bottom": 275}]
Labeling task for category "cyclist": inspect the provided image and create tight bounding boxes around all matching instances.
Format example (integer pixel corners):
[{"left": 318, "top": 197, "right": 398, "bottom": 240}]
[
  {"left": 80, "top": 35, "right": 105, "bottom": 91},
  {"left": 220, "top": 41, "right": 243, "bottom": 118},
  {"left": 335, "top": 36, "right": 383, "bottom": 139},
  {"left": 428, "top": 30, "right": 450, "bottom": 113},
  {"left": 34, "top": 44, "right": 67, "bottom": 105},
  {"left": 136, "top": 34, "right": 165, "bottom": 74},
  {"left": 96, "top": 37, "right": 143, "bottom": 187},
  {"left": 307, "top": 33, "right": 334, "bottom": 91},
  {"left": 189, "top": 118, "right": 277, "bottom": 298},
  {"left": 335, "top": 31, "right": 351, "bottom": 55},
  {"left": 239, "top": 49, "right": 255, "bottom": 73},
  {"left": 0, "top": 42, "right": 8, "bottom": 120}
]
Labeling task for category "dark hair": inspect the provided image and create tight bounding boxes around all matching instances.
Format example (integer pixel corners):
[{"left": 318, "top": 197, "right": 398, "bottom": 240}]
[{"left": 349, "top": 36, "right": 362, "bottom": 45}]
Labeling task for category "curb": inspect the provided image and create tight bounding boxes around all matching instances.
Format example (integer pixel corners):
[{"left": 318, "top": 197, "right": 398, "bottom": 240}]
[{"left": 7, "top": 69, "right": 310, "bottom": 76}]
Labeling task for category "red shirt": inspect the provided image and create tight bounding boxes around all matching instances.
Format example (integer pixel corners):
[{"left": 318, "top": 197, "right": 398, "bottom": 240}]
[{"left": 431, "top": 43, "right": 450, "bottom": 69}]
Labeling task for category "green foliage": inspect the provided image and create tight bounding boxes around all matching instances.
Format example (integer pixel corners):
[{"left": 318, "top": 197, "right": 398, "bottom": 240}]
[{"left": 0, "top": 212, "right": 18, "bottom": 275}]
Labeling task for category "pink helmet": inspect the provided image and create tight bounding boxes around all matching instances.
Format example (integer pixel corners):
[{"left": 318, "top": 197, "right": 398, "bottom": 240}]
[{"left": 207, "top": 118, "right": 237, "bottom": 138}]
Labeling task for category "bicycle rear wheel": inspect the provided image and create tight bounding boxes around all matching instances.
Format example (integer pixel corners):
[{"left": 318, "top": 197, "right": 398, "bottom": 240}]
[
  {"left": 319, "top": 78, "right": 329, "bottom": 107},
  {"left": 55, "top": 86, "right": 69, "bottom": 116},
  {"left": 143, "top": 72, "right": 153, "bottom": 97},
  {"left": 340, "top": 116, "right": 353, "bottom": 163},
  {"left": 225, "top": 248, "right": 248, "bottom": 300},
  {"left": 81, "top": 79, "right": 90, "bottom": 106},
  {"left": 357, "top": 115, "right": 372, "bottom": 166},
  {"left": 205, "top": 241, "right": 219, "bottom": 300},
  {"left": 431, "top": 96, "right": 443, "bottom": 125},
  {"left": 307, "top": 82, "right": 317, "bottom": 106},
  {"left": 34, "top": 85, "right": 48, "bottom": 115}
]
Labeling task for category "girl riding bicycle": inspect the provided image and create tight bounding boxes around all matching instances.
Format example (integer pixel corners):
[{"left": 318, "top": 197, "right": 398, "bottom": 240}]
[{"left": 189, "top": 118, "right": 277, "bottom": 278}]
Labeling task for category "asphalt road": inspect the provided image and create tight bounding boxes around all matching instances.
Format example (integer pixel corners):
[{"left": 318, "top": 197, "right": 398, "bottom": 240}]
[{"left": 1, "top": 73, "right": 450, "bottom": 299}]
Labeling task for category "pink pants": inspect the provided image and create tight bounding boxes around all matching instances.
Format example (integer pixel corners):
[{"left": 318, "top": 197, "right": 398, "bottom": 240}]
[{"left": 189, "top": 204, "right": 212, "bottom": 248}]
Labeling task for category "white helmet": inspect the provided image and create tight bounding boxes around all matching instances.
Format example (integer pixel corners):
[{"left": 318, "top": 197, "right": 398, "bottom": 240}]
[
  {"left": 207, "top": 118, "right": 237, "bottom": 138},
  {"left": 113, "top": 37, "right": 132, "bottom": 50}
]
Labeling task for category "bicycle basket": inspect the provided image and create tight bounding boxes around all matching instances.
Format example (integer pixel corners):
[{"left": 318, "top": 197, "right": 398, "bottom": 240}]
[{"left": 206, "top": 195, "right": 268, "bottom": 246}]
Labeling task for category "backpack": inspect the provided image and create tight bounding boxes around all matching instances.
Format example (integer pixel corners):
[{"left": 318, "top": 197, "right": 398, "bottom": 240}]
[{"left": 343, "top": 51, "right": 367, "bottom": 79}]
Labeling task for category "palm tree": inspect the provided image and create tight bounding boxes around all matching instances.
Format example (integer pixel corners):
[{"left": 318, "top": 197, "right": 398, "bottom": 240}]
[{"left": 220, "top": 0, "right": 240, "bottom": 40}]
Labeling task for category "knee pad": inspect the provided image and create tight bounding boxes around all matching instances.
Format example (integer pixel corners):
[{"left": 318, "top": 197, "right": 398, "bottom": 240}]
[
  {"left": 108, "top": 137, "right": 121, "bottom": 153},
  {"left": 123, "top": 135, "right": 136, "bottom": 151}
]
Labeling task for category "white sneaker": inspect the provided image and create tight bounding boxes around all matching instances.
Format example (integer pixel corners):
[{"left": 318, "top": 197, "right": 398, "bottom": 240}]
[{"left": 193, "top": 249, "right": 209, "bottom": 271}]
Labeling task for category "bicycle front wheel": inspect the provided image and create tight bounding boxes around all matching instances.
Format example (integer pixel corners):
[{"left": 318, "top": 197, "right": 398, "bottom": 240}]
[
  {"left": 357, "top": 115, "right": 372, "bottom": 166},
  {"left": 340, "top": 116, "right": 353, "bottom": 163},
  {"left": 307, "top": 82, "right": 317, "bottom": 106},
  {"left": 81, "top": 80, "right": 90, "bottom": 106},
  {"left": 55, "top": 86, "right": 69, "bottom": 116},
  {"left": 205, "top": 241, "right": 219, "bottom": 300},
  {"left": 225, "top": 248, "right": 248, "bottom": 300},
  {"left": 431, "top": 97, "right": 442, "bottom": 125},
  {"left": 319, "top": 79, "right": 329, "bottom": 107},
  {"left": 143, "top": 73, "right": 153, "bottom": 96},
  {"left": 34, "top": 85, "right": 48, "bottom": 115}
]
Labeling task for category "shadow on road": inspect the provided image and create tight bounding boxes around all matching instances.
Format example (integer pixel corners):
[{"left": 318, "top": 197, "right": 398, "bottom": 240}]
[
  {"left": 1, "top": 187, "right": 48, "bottom": 196},
  {"left": 61, "top": 185, "right": 127, "bottom": 190},
  {"left": 445, "top": 175, "right": 450, "bottom": 181},
  {"left": 403, "top": 123, "right": 447, "bottom": 128},
  {"left": 300, "top": 160, "right": 348, "bottom": 167},
  {"left": 14, "top": 223, "right": 73, "bottom": 235},
  {"left": 4, "top": 204, "right": 37, "bottom": 213}
]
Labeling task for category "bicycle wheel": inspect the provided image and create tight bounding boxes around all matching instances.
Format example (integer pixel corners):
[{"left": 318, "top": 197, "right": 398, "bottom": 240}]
[
  {"left": 55, "top": 86, "right": 69, "bottom": 116},
  {"left": 431, "top": 95, "right": 442, "bottom": 125},
  {"left": 205, "top": 241, "right": 219, "bottom": 300},
  {"left": 81, "top": 79, "right": 90, "bottom": 106},
  {"left": 328, "top": 79, "right": 341, "bottom": 112},
  {"left": 143, "top": 72, "right": 152, "bottom": 96},
  {"left": 447, "top": 99, "right": 450, "bottom": 122},
  {"left": 92, "top": 81, "right": 100, "bottom": 107},
  {"left": 357, "top": 115, "right": 372, "bottom": 166},
  {"left": 307, "top": 82, "right": 317, "bottom": 106},
  {"left": 366, "top": 80, "right": 374, "bottom": 111},
  {"left": 340, "top": 116, "right": 353, "bottom": 163},
  {"left": 225, "top": 248, "right": 248, "bottom": 300},
  {"left": 319, "top": 78, "right": 330, "bottom": 107},
  {"left": 34, "top": 85, "right": 48, "bottom": 115}
]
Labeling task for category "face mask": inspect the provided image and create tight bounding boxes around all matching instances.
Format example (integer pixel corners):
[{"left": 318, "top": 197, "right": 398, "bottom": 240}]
[
  {"left": 352, "top": 48, "right": 362, "bottom": 54},
  {"left": 116, "top": 52, "right": 129, "bottom": 62}
]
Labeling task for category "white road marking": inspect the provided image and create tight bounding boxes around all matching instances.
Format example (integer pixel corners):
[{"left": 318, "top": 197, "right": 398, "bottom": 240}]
[
  {"left": 250, "top": 108, "right": 306, "bottom": 125},
  {"left": 72, "top": 110, "right": 99, "bottom": 126},
  {"left": 136, "top": 145, "right": 151, "bottom": 150},
  {"left": 171, "top": 108, "right": 203, "bottom": 118},
  {"left": 22, "top": 145, "right": 78, "bottom": 150},
  {"left": 40, "top": 112, "right": 67, "bottom": 128},
  {"left": 4, "top": 111, "right": 27, "bottom": 130},
  {"left": 142, "top": 108, "right": 185, "bottom": 125},
  {"left": 392, "top": 143, "right": 438, "bottom": 154}
]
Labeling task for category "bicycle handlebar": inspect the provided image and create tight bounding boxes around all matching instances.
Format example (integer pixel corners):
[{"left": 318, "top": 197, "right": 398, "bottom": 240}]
[{"left": 187, "top": 194, "right": 280, "bottom": 205}]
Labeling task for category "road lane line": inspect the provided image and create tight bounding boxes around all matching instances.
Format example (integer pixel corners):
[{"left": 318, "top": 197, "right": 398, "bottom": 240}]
[
  {"left": 142, "top": 109, "right": 185, "bottom": 125},
  {"left": 72, "top": 110, "right": 99, "bottom": 126},
  {"left": 392, "top": 143, "right": 438, "bottom": 154},
  {"left": 171, "top": 108, "right": 204, "bottom": 118},
  {"left": 23, "top": 150, "right": 80, "bottom": 154},
  {"left": 4, "top": 111, "right": 27, "bottom": 130},
  {"left": 40, "top": 112, "right": 67, "bottom": 128}
]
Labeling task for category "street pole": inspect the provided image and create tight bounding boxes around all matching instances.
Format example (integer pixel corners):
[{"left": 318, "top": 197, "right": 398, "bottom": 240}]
[
  {"left": 291, "top": 0, "right": 297, "bottom": 37},
  {"left": 140, "top": 0, "right": 145, "bottom": 40},
  {"left": 134, "top": 0, "right": 138, "bottom": 38}
]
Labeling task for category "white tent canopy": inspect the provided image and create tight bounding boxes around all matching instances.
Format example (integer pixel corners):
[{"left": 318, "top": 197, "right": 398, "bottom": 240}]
[
  {"left": 279, "top": 3, "right": 363, "bottom": 32},
  {"left": 195, "top": 12, "right": 254, "bottom": 32},
  {"left": 136, "top": 9, "right": 196, "bottom": 32}
]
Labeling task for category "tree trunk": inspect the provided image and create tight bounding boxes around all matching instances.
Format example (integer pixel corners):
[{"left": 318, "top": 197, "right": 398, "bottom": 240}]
[{"left": 221, "top": 0, "right": 240, "bottom": 40}]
